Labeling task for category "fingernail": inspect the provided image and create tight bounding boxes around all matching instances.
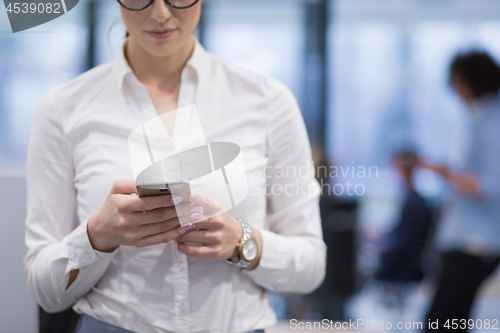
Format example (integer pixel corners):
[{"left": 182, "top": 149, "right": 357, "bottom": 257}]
[
  {"left": 190, "top": 213, "right": 200, "bottom": 220},
  {"left": 174, "top": 240, "right": 179, "bottom": 245},
  {"left": 190, "top": 205, "right": 202, "bottom": 213},
  {"left": 186, "top": 224, "right": 195, "bottom": 231},
  {"left": 171, "top": 196, "right": 183, "bottom": 204},
  {"left": 190, "top": 193, "right": 198, "bottom": 201}
]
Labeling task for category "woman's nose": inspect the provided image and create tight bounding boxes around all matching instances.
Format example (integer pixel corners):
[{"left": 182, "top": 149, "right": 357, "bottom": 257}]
[{"left": 150, "top": 0, "right": 172, "bottom": 22}]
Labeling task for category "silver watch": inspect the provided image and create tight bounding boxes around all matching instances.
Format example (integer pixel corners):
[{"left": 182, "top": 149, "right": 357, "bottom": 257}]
[{"left": 227, "top": 218, "right": 258, "bottom": 268}]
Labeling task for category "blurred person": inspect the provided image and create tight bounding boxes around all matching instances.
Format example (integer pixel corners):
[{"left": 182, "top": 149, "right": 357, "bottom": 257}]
[
  {"left": 23, "top": 0, "right": 327, "bottom": 332},
  {"left": 422, "top": 51, "right": 500, "bottom": 332},
  {"left": 375, "top": 150, "right": 433, "bottom": 283}
]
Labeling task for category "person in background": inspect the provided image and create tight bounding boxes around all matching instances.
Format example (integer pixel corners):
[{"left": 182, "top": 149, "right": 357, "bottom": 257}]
[
  {"left": 376, "top": 150, "right": 433, "bottom": 284},
  {"left": 422, "top": 51, "right": 500, "bottom": 332}
]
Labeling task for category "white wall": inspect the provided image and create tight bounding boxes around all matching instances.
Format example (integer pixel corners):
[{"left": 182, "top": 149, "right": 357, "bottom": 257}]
[{"left": 0, "top": 176, "right": 37, "bottom": 333}]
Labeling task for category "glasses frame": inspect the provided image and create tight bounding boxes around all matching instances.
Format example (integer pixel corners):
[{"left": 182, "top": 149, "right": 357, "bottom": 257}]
[{"left": 117, "top": 0, "right": 200, "bottom": 11}]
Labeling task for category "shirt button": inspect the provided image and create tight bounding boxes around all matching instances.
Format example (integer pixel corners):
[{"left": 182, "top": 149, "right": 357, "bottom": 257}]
[
  {"left": 178, "top": 304, "right": 186, "bottom": 313},
  {"left": 176, "top": 264, "right": 185, "bottom": 272},
  {"left": 82, "top": 267, "right": 90, "bottom": 273},
  {"left": 85, "top": 253, "right": 92, "bottom": 261}
]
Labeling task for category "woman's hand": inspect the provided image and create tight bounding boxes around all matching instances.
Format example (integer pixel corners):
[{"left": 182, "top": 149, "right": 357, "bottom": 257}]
[
  {"left": 87, "top": 180, "right": 192, "bottom": 253},
  {"left": 175, "top": 192, "right": 262, "bottom": 269}
]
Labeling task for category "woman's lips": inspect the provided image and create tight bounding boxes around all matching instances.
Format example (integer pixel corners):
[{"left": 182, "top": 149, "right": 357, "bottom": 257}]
[{"left": 147, "top": 29, "right": 176, "bottom": 40}]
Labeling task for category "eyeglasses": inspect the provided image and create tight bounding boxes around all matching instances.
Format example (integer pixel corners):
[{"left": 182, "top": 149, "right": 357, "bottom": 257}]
[{"left": 117, "top": 0, "right": 199, "bottom": 11}]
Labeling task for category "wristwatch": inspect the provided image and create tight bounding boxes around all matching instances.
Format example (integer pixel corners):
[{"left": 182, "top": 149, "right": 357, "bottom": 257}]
[{"left": 226, "top": 218, "right": 258, "bottom": 268}]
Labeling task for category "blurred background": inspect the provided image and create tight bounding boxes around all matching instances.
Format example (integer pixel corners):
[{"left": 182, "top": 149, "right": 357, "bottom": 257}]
[{"left": 2, "top": 0, "right": 500, "bottom": 332}]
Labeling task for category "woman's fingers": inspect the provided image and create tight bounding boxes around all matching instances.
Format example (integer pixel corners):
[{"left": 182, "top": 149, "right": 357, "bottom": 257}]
[
  {"left": 189, "top": 192, "right": 224, "bottom": 216},
  {"left": 131, "top": 206, "right": 177, "bottom": 225},
  {"left": 128, "top": 194, "right": 186, "bottom": 212},
  {"left": 131, "top": 204, "right": 192, "bottom": 225},
  {"left": 188, "top": 192, "right": 224, "bottom": 223},
  {"left": 176, "top": 242, "right": 220, "bottom": 259},
  {"left": 188, "top": 212, "right": 212, "bottom": 224},
  {"left": 175, "top": 230, "right": 218, "bottom": 244},
  {"left": 111, "top": 179, "right": 138, "bottom": 195},
  {"left": 131, "top": 219, "right": 181, "bottom": 239},
  {"left": 173, "top": 202, "right": 194, "bottom": 217},
  {"left": 133, "top": 226, "right": 190, "bottom": 248},
  {"left": 189, "top": 192, "right": 211, "bottom": 207},
  {"left": 190, "top": 204, "right": 203, "bottom": 214}
]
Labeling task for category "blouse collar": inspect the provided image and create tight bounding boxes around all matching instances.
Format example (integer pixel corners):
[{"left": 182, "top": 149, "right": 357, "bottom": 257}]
[{"left": 112, "top": 35, "right": 207, "bottom": 91}]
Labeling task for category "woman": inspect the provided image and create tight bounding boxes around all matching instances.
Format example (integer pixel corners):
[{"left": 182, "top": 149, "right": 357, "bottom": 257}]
[
  {"left": 24, "top": 0, "right": 327, "bottom": 332},
  {"left": 422, "top": 52, "right": 500, "bottom": 332}
]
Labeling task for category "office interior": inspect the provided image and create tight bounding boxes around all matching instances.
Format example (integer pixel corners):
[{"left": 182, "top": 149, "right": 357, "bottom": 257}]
[{"left": 2, "top": 0, "right": 500, "bottom": 332}]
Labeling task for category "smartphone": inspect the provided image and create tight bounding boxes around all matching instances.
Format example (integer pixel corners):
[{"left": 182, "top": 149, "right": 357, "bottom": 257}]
[{"left": 136, "top": 179, "right": 191, "bottom": 199}]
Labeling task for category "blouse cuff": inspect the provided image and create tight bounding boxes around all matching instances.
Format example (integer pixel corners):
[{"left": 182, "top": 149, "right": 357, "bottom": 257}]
[
  {"left": 241, "top": 228, "right": 289, "bottom": 290},
  {"left": 64, "top": 220, "right": 118, "bottom": 277}
]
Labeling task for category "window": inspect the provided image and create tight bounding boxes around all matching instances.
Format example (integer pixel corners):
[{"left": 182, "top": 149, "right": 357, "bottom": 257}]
[
  {"left": 0, "top": 2, "right": 88, "bottom": 165},
  {"left": 0, "top": 4, "right": 87, "bottom": 165},
  {"left": 327, "top": 0, "right": 500, "bottom": 233},
  {"left": 202, "top": 0, "right": 306, "bottom": 109}
]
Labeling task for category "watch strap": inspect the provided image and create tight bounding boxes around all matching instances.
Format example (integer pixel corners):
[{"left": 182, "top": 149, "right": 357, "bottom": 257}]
[{"left": 226, "top": 218, "right": 254, "bottom": 268}]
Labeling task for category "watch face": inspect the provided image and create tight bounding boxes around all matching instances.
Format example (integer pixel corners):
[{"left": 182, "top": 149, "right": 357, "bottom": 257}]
[{"left": 242, "top": 238, "right": 258, "bottom": 261}]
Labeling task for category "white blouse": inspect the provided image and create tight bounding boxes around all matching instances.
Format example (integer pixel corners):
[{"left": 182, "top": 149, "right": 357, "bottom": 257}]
[{"left": 24, "top": 36, "right": 326, "bottom": 333}]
